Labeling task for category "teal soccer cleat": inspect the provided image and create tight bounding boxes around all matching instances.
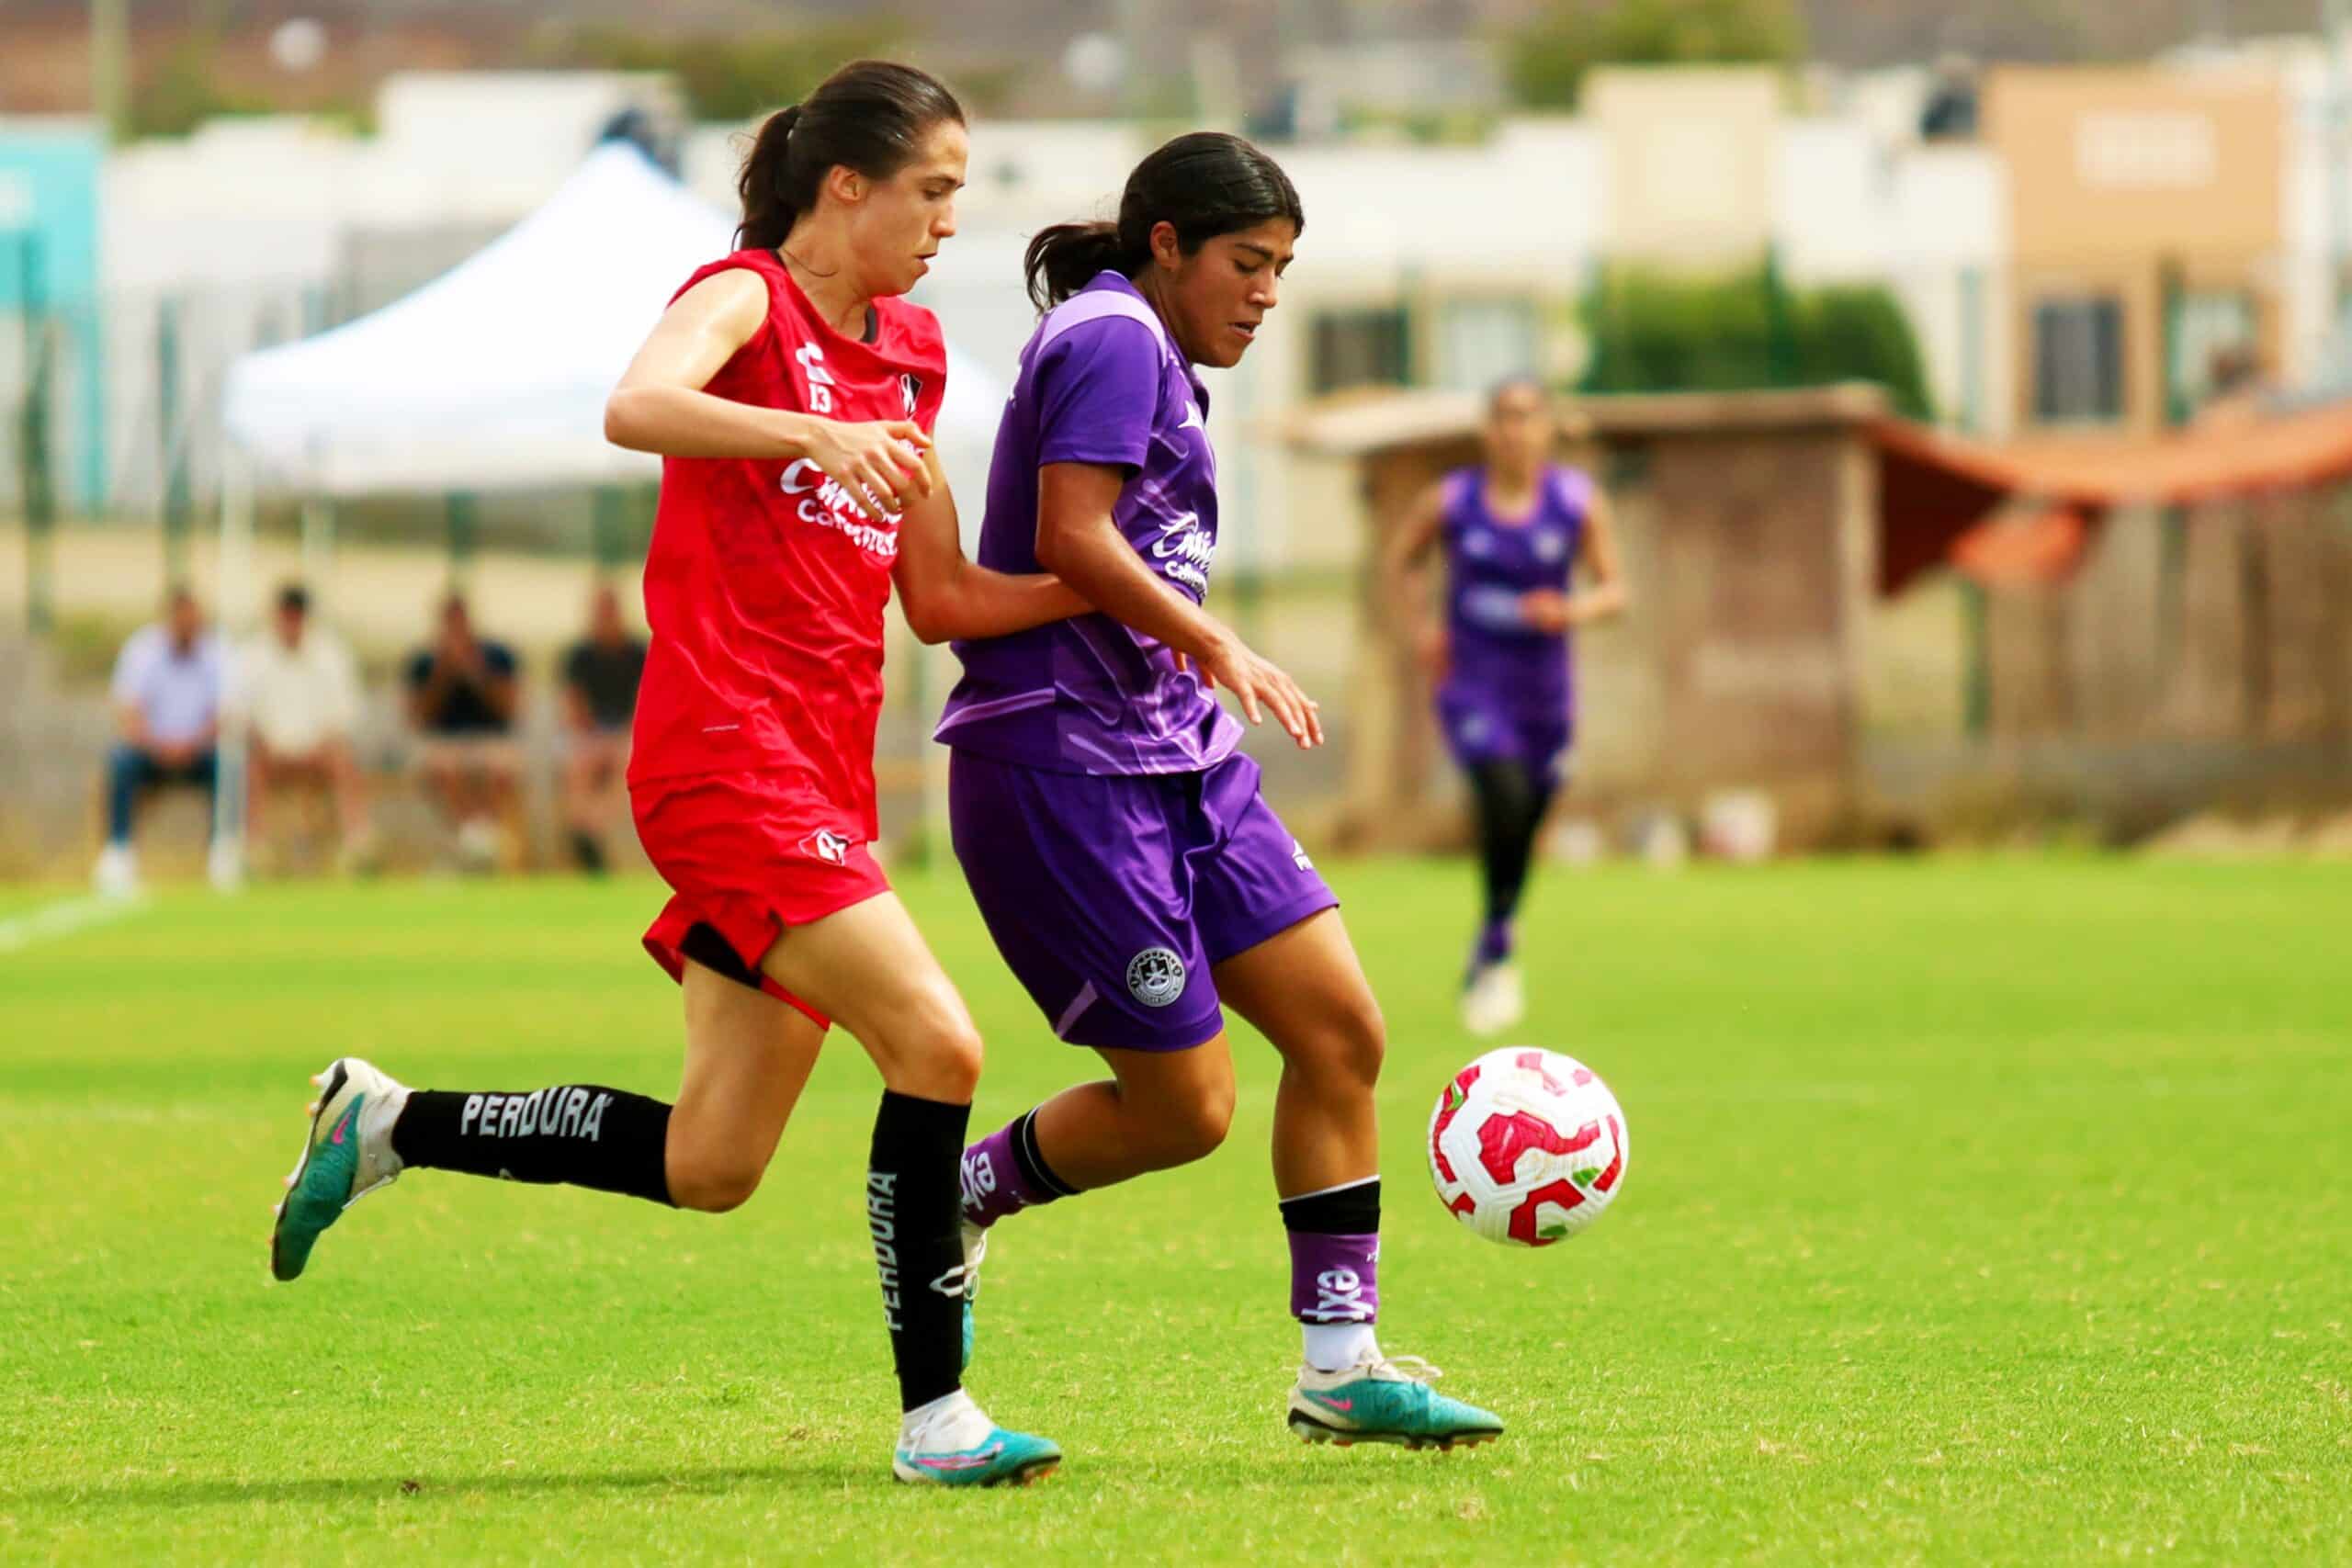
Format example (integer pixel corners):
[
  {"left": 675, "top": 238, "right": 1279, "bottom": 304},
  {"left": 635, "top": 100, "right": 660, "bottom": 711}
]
[
  {"left": 270, "top": 1057, "right": 407, "bottom": 1282},
  {"left": 892, "top": 1393, "right": 1060, "bottom": 1487},
  {"left": 1287, "top": 1352, "right": 1505, "bottom": 1451}
]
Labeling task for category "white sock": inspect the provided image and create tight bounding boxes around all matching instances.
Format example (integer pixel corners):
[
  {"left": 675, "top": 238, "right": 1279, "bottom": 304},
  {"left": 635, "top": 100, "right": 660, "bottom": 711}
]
[
  {"left": 1303, "top": 1321, "right": 1381, "bottom": 1373},
  {"left": 899, "top": 1388, "right": 990, "bottom": 1450}
]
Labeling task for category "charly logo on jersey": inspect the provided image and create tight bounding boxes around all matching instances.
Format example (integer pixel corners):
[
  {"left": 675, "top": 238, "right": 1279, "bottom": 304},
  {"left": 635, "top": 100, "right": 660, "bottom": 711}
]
[
  {"left": 1177, "top": 398, "right": 1204, "bottom": 434},
  {"left": 1533, "top": 527, "right": 1568, "bottom": 564},
  {"left": 780, "top": 457, "right": 899, "bottom": 558},
  {"left": 1126, "top": 946, "right": 1187, "bottom": 1008},
  {"left": 800, "top": 828, "right": 853, "bottom": 866},
  {"left": 1151, "top": 510, "right": 1216, "bottom": 595},
  {"left": 1462, "top": 529, "right": 1495, "bottom": 558},
  {"left": 901, "top": 373, "right": 922, "bottom": 418}
]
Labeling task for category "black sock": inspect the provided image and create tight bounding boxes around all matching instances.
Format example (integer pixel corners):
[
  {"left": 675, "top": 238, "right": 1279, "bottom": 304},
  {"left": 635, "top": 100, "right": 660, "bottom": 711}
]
[
  {"left": 570, "top": 829, "right": 607, "bottom": 874},
  {"left": 1279, "top": 1177, "right": 1382, "bottom": 1236},
  {"left": 868, "top": 1090, "right": 971, "bottom": 1413},
  {"left": 391, "top": 1087, "right": 674, "bottom": 1205}
]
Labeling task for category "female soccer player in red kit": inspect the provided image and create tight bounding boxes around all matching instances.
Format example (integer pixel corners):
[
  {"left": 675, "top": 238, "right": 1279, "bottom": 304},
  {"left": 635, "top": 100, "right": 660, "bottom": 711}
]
[{"left": 267, "top": 62, "right": 1075, "bottom": 1487}]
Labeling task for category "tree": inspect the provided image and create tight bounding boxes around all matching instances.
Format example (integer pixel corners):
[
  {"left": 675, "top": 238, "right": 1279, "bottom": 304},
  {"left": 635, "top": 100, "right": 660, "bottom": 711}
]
[{"left": 1506, "top": 0, "right": 1807, "bottom": 110}]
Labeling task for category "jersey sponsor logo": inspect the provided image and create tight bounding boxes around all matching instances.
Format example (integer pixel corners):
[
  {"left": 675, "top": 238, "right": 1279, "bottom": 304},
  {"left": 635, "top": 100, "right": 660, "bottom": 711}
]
[
  {"left": 1125, "top": 945, "right": 1187, "bottom": 1008},
  {"left": 1534, "top": 528, "right": 1568, "bottom": 564},
  {"left": 795, "top": 343, "right": 837, "bottom": 414},
  {"left": 1462, "top": 529, "right": 1494, "bottom": 558},
  {"left": 1150, "top": 511, "right": 1216, "bottom": 595},
  {"left": 779, "top": 458, "right": 901, "bottom": 558},
  {"left": 801, "top": 829, "right": 852, "bottom": 866}
]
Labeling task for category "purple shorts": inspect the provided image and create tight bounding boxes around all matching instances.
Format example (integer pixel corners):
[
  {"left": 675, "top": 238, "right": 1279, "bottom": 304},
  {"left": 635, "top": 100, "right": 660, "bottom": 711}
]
[
  {"left": 1437, "top": 685, "right": 1573, "bottom": 785},
  {"left": 948, "top": 749, "right": 1339, "bottom": 1052}
]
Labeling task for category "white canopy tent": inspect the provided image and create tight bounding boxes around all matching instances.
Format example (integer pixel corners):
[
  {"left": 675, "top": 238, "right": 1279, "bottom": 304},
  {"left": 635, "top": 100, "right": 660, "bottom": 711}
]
[
  {"left": 209, "top": 139, "right": 1005, "bottom": 884},
  {"left": 221, "top": 138, "right": 1006, "bottom": 499}
]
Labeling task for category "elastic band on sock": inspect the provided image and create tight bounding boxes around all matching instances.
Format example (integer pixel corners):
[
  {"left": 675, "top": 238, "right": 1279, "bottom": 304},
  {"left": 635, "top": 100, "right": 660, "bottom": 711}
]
[
  {"left": 1280, "top": 1177, "right": 1381, "bottom": 1236},
  {"left": 1012, "top": 1108, "right": 1080, "bottom": 1199}
]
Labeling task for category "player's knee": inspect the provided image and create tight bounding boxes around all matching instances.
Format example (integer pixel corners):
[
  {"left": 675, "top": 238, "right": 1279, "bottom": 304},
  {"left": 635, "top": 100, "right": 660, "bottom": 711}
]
[
  {"left": 1297, "top": 995, "right": 1386, "bottom": 1093},
  {"left": 1146, "top": 1081, "right": 1234, "bottom": 1167},
  {"left": 669, "top": 1150, "right": 765, "bottom": 1213},
  {"left": 889, "top": 995, "right": 984, "bottom": 1101}
]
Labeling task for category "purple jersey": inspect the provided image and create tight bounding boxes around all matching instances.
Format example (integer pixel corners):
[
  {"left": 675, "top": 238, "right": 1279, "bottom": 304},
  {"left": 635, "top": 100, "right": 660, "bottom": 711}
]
[
  {"left": 1442, "top": 464, "right": 1589, "bottom": 717},
  {"left": 936, "top": 272, "right": 1240, "bottom": 775}
]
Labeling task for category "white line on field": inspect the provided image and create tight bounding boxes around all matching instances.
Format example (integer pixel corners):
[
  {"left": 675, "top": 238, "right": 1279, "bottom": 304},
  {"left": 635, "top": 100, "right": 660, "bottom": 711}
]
[{"left": 0, "top": 893, "right": 148, "bottom": 955}]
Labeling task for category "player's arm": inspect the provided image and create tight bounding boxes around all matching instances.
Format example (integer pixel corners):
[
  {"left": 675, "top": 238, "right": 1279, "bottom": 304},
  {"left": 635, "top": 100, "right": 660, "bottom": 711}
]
[
  {"left": 1383, "top": 480, "right": 1449, "bottom": 677},
  {"left": 1034, "top": 461, "right": 1320, "bottom": 748},
  {"left": 892, "top": 449, "right": 1088, "bottom": 645},
  {"left": 603, "top": 271, "right": 932, "bottom": 516},
  {"left": 1565, "top": 487, "right": 1629, "bottom": 626}
]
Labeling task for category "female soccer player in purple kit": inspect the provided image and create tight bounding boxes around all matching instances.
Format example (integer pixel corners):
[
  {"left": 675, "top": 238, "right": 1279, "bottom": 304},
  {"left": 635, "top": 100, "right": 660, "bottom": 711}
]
[
  {"left": 937, "top": 131, "right": 1503, "bottom": 1450},
  {"left": 1385, "top": 380, "right": 1627, "bottom": 1036}
]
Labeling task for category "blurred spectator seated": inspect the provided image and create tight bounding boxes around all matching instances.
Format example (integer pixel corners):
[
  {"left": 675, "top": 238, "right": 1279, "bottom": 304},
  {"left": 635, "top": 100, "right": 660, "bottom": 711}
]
[
  {"left": 96, "top": 585, "right": 226, "bottom": 896},
  {"left": 405, "top": 592, "right": 523, "bottom": 872},
  {"left": 559, "top": 582, "right": 646, "bottom": 874},
  {"left": 239, "top": 581, "right": 378, "bottom": 875}
]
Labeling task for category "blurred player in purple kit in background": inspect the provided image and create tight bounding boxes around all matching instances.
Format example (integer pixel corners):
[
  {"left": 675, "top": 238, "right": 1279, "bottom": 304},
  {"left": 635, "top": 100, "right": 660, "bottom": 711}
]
[
  {"left": 1385, "top": 380, "right": 1628, "bottom": 1036},
  {"left": 939, "top": 130, "right": 1504, "bottom": 1452}
]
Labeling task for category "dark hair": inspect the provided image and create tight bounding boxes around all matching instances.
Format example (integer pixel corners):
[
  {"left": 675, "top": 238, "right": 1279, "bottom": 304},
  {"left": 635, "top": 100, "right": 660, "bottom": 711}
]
[
  {"left": 277, "top": 581, "right": 311, "bottom": 615},
  {"left": 737, "top": 61, "right": 966, "bottom": 253},
  {"left": 1486, "top": 374, "right": 1547, "bottom": 416},
  {"left": 1023, "top": 131, "right": 1305, "bottom": 312}
]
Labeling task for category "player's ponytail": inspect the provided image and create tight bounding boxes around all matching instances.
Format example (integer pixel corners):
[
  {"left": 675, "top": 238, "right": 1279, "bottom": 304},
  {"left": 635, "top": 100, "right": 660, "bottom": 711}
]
[
  {"left": 735, "top": 61, "right": 965, "bottom": 253},
  {"left": 1024, "top": 130, "right": 1305, "bottom": 312}
]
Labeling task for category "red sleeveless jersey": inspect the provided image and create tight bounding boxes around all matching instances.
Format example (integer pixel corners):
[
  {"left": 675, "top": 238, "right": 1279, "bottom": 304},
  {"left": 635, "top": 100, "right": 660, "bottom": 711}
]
[{"left": 628, "top": 248, "right": 947, "bottom": 840}]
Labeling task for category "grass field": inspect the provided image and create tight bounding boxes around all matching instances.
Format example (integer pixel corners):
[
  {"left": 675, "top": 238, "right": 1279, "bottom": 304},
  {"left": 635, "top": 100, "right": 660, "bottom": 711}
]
[{"left": 5, "top": 857, "right": 2349, "bottom": 1564}]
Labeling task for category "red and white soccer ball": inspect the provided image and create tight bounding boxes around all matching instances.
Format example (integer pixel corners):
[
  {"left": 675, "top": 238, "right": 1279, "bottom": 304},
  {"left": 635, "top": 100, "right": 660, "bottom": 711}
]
[{"left": 1428, "top": 1048, "right": 1630, "bottom": 1247}]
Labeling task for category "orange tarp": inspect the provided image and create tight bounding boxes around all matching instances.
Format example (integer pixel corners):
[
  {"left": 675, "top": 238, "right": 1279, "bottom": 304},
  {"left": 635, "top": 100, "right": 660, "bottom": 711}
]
[{"left": 1871, "top": 400, "right": 2352, "bottom": 594}]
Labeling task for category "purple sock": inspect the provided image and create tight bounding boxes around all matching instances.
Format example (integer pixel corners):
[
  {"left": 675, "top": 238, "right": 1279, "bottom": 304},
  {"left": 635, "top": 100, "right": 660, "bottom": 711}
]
[
  {"left": 958, "top": 1108, "right": 1076, "bottom": 1229},
  {"left": 1289, "top": 1232, "right": 1380, "bottom": 1323},
  {"left": 1476, "top": 919, "right": 1514, "bottom": 966}
]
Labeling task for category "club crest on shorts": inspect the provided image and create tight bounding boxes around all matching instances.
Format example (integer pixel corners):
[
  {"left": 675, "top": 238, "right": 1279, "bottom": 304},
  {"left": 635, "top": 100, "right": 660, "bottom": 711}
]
[
  {"left": 800, "top": 829, "right": 852, "bottom": 866},
  {"left": 1125, "top": 946, "right": 1187, "bottom": 1008}
]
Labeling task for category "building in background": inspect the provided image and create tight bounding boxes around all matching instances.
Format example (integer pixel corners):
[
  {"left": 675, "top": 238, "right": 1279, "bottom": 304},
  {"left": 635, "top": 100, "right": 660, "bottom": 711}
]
[{"left": 1983, "top": 64, "right": 2286, "bottom": 436}]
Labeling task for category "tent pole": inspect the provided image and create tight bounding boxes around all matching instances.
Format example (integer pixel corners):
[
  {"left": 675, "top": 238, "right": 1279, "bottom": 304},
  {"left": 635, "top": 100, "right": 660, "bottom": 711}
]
[{"left": 211, "top": 438, "right": 255, "bottom": 894}]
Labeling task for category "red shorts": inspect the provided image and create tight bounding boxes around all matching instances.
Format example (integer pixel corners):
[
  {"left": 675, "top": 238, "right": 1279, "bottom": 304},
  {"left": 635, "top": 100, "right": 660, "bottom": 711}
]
[{"left": 631, "top": 770, "right": 890, "bottom": 1031}]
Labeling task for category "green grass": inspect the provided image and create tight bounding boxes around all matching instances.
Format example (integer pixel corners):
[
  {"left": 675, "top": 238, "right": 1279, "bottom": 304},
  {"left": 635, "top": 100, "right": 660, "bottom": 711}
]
[{"left": 4, "top": 858, "right": 2349, "bottom": 1564}]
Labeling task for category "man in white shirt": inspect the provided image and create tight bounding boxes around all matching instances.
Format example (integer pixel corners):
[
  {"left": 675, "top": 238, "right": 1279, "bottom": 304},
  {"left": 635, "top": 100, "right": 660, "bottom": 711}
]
[
  {"left": 241, "top": 582, "right": 374, "bottom": 867},
  {"left": 96, "top": 586, "right": 223, "bottom": 896}
]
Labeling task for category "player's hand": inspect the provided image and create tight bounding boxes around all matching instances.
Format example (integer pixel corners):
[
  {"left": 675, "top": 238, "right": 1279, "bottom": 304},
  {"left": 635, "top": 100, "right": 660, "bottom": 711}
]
[
  {"left": 1196, "top": 633, "right": 1322, "bottom": 750},
  {"left": 1414, "top": 622, "right": 1449, "bottom": 682},
  {"left": 801, "top": 420, "right": 933, "bottom": 517},
  {"left": 1519, "top": 589, "right": 1572, "bottom": 635}
]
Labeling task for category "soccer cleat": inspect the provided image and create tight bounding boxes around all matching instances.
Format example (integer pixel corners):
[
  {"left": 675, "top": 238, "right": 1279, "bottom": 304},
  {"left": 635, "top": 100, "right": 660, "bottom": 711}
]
[
  {"left": 1459, "top": 963, "right": 1524, "bottom": 1038},
  {"left": 957, "top": 1220, "right": 987, "bottom": 1371},
  {"left": 1287, "top": 1351, "right": 1506, "bottom": 1451},
  {"left": 92, "top": 842, "right": 141, "bottom": 900},
  {"left": 269, "top": 1056, "right": 409, "bottom": 1282},
  {"left": 891, "top": 1393, "right": 1061, "bottom": 1488}
]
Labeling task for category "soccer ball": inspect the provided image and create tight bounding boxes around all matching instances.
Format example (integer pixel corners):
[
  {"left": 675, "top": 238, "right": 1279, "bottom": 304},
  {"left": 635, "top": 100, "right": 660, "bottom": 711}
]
[{"left": 1428, "top": 1048, "right": 1629, "bottom": 1247}]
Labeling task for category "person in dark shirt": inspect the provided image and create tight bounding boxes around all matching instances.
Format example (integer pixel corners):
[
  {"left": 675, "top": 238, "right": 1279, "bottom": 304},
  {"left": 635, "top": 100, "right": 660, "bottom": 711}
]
[
  {"left": 559, "top": 582, "right": 648, "bottom": 874},
  {"left": 405, "top": 592, "right": 521, "bottom": 871}
]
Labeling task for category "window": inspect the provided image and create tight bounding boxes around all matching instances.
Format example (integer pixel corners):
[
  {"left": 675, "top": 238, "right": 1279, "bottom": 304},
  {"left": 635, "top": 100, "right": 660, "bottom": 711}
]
[
  {"left": 1439, "top": 299, "right": 1541, "bottom": 393},
  {"left": 2167, "top": 290, "right": 2258, "bottom": 423},
  {"left": 2031, "top": 298, "right": 2124, "bottom": 423},
  {"left": 1309, "top": 306, "right": 1410, "bottom": 395}
]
